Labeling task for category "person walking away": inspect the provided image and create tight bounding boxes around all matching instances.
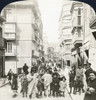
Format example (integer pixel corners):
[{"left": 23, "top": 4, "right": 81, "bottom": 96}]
[
  {"left": 21, "top": 74, "right": 28, "bottom": 97},
  {"left": 11, "top": 74, "right": 18, "bottom": 98},
  {"left": 84, "top": 71, "right": 96, "bottom": 100},
  {"left": 42, "top": 69, "right": 52, "bottom": 97},
  {"left": 7, "top": 69, "right": 13, "bottom": 85},
  {"left": 59, "top": 76, "right": 67, "bottom": 97},
  {"left": 23, "top": 63, "right": 29, "bottom": 75}
]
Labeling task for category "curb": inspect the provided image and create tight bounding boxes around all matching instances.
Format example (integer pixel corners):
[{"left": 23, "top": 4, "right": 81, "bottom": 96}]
[{"left": 0, "top": 82, "right": 9, "bottom": 88}]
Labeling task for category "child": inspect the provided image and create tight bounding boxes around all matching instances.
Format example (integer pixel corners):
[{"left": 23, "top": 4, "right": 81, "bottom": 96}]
[
  {"left": 59, "top": 76, "right": 67, "bottom": 97},
  {"left": 36, "top": 74, "right": 44, "bottom": 98},
  {"left": 11, "top": 74, "right": 18, "bottom": 98},
  {"left": 73, "top": 76, "right": 83, "bottom": 95},
  {"left": 52, "top": 72, "right": 60, "bottom": 97},
  {"left": 21, "top": 75, "right": 28, "bottom": 97}
]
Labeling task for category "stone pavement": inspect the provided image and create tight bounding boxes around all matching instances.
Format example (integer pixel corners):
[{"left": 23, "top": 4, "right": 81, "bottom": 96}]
[{"left": 0, "top": 84, "right": 85, "bottom": 100}]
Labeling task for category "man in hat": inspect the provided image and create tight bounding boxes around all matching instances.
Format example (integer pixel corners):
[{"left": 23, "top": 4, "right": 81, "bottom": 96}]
[
  {"left": 85, "top": 62, "right": 93, "bottom": 84},
  {"left": 23, "top": 63, "right": 29, "bottom": 75}
]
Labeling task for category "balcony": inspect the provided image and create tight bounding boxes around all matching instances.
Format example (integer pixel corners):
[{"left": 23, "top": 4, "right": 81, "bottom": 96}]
[
  {"left": 0, "top": 38, "right": 6, "bottom": 49},
  {"left": 73, "top": 34, "right": 83, "bottom": 47},
  {"left": 4, "top": 33, "right": 16, "bottom": 40},
  {"left": 32, "top": 35, "right": 37, "bottom": 43},
  {"left": 90, "top": 15, "right": 96, "bottom": 29},
  {"left": 63, "top": 35, "right": 72, "bottom": 41},
  {"left": 5, "top": 49, "right": 16, "bottom": 56},
  {"left": 32, "top": 22, "right": 39, "bottom": 32}
]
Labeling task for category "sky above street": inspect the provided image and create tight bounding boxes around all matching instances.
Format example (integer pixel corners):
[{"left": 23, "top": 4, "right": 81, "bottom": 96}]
[{"left": 38, "top": 0, "right": 64, "bottom": 43}]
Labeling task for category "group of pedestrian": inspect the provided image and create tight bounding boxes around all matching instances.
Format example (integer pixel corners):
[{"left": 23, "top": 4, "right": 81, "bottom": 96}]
[
  {"left": 8, "top": 62, "right": 68, "bottom": 98},
  {"left": 7, "top": 61, "right": 96, "bottom": 100}
]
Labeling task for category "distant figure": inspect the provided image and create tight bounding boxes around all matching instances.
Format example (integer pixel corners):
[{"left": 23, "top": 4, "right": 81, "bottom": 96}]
[
  {"left": 7, "top": 69, "right": 13, "bottom": 85},
  {"left": 23, "top": 63, "right": 29, "bottom": 75}
]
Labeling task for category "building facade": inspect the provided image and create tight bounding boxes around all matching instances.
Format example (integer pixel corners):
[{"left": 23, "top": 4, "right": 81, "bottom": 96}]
[
  {"left": 70, "top": 2, "right": 84, "bottom": 68},
  {"left": 70, "top": 1, "right": 96, "bottom": 70},
  {"left": 84, "top": 3, "right": 96, "bottom": 70},
  {"left": 59, "top": 2, "right": 72, "bottom": 67},
  {"left": 1, "top": 0, "right": 43, "bottom": 74}
]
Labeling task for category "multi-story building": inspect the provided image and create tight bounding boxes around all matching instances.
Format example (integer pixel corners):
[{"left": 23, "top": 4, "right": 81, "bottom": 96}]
[
  {"left": 1, "top": 0, "right": 43, "bottom": 74},
  {"left": 70, "top": 2, "right": 84, "bottom": 68},
  {"left": 59, "top": 2, "right": 72, "bottom": 67},
  {"left": 83, "top": 3, "right": 96, "bottom": 70},
  {"left": 0, "top": 16, "right": 6, "bottom": 77},
  {"left": 70, "top": 1, "right": 96, "bottom": 70}
]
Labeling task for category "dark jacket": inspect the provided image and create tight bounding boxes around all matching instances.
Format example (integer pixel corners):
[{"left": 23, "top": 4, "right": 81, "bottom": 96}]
[
  {"left": 7, "top": 72, "right": 12, "bottom": 80},
  {"left": 85, "top": 68, "right": 93, "bottom": 84},
  {"left": 23, "top": 65, "right": 29, "bottom": 75},
  {"left": 84, "top": 78, "right": 96, "bottom": 100}
]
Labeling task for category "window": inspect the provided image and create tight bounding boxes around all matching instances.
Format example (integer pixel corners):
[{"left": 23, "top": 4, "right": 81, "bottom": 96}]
[
  {"left": 67, "top": 60, "right": 70, "bottom": 66},
  {"left": 66, "top": 44, "right": 70, "bottom": 50},
  {"left": 5, "top": 24, "right": 15, "bottom": 33},
  {"left": 78, "top": 16, "right": 81, "bottom": 25},
  {"left": 78, "top": 8, "right": 81, "bottom": 15},
  {"left": 6, "top": 42, "right": 12, "bottom": 53},
  {"left": 77, "top": 8, "right": 81, "bottom": 25},
  {"left": 4, "top": 9, "right": 15, "bottom": 22}
]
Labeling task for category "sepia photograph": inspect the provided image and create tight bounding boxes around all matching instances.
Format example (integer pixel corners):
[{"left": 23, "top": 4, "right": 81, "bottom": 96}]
[{"left": 0, "top": 0, "right": 96, "bottom": 100}]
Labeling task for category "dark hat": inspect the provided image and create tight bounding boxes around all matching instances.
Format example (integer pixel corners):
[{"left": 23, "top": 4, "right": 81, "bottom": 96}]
[{"left": 89, "top": 71, "right": 96, "bottom": 76}]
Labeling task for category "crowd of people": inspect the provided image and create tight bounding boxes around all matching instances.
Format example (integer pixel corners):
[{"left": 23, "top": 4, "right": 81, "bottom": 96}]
[{"left": 6, "top": 61, "right": 96, "bottom": 100}]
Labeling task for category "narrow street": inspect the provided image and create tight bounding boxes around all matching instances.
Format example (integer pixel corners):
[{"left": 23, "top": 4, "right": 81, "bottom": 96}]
[
  {"left": 0, "top": 84, "right": 85, "bottom": 100},
  {"left": 0, "top": 67, "right": 85, "bottom": 100},
  {"left": 0, "top": 0, "right": 96, "bottom": 100}
]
